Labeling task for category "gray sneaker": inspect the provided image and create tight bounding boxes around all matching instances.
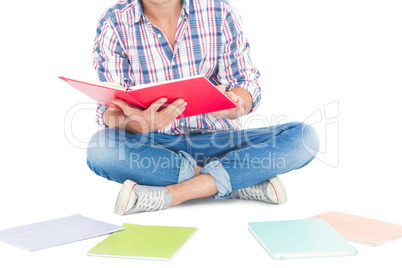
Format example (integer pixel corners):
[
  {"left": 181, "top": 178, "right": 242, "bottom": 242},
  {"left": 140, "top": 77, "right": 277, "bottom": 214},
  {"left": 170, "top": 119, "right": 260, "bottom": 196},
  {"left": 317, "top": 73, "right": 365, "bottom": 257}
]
[
  {"left": 232, "top": 176, "right": 287, "bottom": 205},
  {"left": 114, "top": 180, "right": 173, "bottom": 215}
]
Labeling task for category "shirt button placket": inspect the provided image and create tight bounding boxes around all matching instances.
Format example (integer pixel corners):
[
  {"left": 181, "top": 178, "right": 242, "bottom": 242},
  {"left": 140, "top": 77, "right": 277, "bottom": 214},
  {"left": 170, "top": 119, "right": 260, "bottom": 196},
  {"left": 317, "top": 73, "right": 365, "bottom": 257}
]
[{"left": 172, "top": 60, "right": 179, "bottom": 78}]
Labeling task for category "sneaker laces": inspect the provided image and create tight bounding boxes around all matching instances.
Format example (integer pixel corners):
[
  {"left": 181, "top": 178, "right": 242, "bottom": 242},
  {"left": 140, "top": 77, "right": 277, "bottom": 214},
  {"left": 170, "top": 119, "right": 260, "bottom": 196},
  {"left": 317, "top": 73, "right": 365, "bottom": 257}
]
[
  {"left": 131, "top": 189, "right": 167, "bottom": 213},
  {"left": 238, "top": 182, "right": 271, "bottom": 203}
]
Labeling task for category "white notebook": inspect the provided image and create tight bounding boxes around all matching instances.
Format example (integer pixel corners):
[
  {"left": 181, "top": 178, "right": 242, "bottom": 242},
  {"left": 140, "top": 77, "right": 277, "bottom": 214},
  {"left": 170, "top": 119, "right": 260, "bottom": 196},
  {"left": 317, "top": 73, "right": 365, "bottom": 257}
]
[{"left": 0, "top": 214, "right": 124, "bottom": 251}]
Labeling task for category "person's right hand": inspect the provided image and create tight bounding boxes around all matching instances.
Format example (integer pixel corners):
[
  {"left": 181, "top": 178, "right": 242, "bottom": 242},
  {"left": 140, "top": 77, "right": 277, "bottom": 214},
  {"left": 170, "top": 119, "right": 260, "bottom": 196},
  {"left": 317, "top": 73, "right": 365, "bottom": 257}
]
[{"left": 111, "top": 97, "right": 187, "bottom": 134}]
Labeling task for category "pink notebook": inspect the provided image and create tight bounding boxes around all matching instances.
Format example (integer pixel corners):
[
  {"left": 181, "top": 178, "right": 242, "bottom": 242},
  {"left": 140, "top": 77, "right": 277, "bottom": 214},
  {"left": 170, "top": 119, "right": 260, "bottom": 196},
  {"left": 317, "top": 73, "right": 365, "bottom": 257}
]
[
  {"left": 59, "top": 75, "right": 236, "bottom": 118},
  {"left": 311, "top": 211, "right": 402, "bottom": 246}
]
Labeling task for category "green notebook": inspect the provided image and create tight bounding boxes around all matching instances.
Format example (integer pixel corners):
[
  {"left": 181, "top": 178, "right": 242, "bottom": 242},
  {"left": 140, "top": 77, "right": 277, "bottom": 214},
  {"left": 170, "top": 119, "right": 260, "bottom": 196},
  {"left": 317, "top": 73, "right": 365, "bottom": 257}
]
[
  {"left": 87, "top": 223, "right": 197, "bottom": 261},
  {"left": 248, "top": 218, "right": 358, "bottom": 260}
]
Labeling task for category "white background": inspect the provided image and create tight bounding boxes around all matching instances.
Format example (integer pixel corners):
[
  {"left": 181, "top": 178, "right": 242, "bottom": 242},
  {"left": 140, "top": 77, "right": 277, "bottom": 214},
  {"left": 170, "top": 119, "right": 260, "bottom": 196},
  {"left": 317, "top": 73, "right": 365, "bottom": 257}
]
[{"left": 0, "top": 0, "right": 401, "bottom": 267}]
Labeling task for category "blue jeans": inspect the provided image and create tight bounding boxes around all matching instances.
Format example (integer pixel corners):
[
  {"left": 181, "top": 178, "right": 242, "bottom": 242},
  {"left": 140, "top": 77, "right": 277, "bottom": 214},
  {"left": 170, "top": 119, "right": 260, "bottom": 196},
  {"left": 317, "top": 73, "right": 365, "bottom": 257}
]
[{"left": 87, "top": 122, "right": 319, "bottom": 199}]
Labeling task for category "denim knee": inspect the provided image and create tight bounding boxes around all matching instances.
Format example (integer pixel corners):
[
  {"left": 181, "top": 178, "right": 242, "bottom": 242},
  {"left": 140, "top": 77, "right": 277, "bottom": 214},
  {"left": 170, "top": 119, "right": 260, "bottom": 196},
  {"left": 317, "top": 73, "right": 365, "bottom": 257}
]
[
  {"left": 86, "top": 128, "right": 127, "bottom": 181},
  {"left": 286, "top": 122, "right": 320, "bottom": 168},
  {"left": 299, "top": 122, "right": 320, "bottom": 158}
]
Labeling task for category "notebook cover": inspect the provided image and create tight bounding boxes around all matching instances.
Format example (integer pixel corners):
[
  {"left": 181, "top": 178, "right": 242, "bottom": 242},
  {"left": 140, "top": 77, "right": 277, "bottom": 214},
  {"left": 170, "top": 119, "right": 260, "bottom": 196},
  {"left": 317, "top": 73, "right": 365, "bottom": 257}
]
[
  {"left": 0, "top": 214, "right": 124, "bottom": 251},
  {"left": 59, "top": 76, "right": 236, "bottom": 118},
  {"left": 311, "top": 211, "right": 402, "bottom": 246},
  {"left": 248, "top": 218, "right": 357, "bottom": 260},
  {"left": 87, "top": 223, "right": 198, "bottom": 261}
]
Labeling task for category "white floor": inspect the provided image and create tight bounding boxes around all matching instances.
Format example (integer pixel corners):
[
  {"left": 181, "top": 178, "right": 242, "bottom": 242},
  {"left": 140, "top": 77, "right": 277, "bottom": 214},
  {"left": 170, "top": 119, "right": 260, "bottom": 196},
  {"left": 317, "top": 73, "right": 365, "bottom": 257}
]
[
  {"left": 1, "top": 161, "right": 402, "bottom": 268},
  {"left": 1, "top": 0, "right": 401, "bottom": 267}
]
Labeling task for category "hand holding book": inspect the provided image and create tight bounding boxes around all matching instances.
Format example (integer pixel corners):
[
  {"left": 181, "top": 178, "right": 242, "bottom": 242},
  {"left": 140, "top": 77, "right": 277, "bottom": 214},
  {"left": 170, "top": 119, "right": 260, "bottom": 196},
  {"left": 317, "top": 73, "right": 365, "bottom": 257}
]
[
  {"left": 210, "top": 85, "right": 245, "bottom": 119},
  {"left": 105, "top": 97, "right": 187, "bottom": 134}
]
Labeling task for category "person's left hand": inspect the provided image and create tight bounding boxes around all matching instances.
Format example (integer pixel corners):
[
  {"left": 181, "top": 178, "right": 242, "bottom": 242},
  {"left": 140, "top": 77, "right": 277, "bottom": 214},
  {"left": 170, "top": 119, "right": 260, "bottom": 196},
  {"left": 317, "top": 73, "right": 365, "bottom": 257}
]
[{"left": 210, "top": 85, "right": 245, "bottom": 119}]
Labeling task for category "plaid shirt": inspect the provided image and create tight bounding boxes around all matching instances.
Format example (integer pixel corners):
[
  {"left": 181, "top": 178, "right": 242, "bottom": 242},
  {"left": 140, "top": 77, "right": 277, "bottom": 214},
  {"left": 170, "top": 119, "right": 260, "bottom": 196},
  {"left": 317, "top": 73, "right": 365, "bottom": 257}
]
[{"left": 93, "top": 0, "right": 261, "bottom": 134}]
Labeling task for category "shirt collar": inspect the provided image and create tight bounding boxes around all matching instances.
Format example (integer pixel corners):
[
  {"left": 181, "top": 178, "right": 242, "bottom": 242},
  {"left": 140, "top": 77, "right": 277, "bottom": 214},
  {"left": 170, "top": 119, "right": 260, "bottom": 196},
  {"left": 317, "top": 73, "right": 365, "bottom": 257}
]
[
  {"left": 133, "top": 0, "right": 144, "bottom": 23},
  {"left": 182, "top": 0, "right": 190, "bottom": 16},
  {"left": 134, "top": 0, "right": 189, "bottom": 23}
]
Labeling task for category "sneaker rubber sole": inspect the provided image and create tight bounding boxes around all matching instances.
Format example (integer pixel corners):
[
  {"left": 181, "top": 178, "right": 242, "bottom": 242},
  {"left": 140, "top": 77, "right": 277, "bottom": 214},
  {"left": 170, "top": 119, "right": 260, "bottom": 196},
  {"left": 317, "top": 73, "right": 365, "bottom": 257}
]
[
  {"left": 114, "top": 180, "right": 137, "bottom": 216},
  {"left": 267, "top": 176, "right": 287, "bottom": 205}
]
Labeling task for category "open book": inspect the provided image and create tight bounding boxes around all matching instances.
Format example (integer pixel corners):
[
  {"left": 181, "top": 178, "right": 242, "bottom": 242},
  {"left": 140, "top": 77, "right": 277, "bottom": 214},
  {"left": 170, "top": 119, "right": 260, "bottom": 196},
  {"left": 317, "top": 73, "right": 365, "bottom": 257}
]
[{"left": 59, "top": 75, "right": 236, "bottom": 118}]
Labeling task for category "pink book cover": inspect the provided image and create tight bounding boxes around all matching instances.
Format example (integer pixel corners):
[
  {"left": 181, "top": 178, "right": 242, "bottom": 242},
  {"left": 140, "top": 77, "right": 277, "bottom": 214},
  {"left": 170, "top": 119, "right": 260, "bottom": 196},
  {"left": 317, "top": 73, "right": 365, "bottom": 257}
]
[
  {"left": 311, "top": 211, "right": 402, "bottom": 246},
  {"left": 59, "top": 75, "right": 236, "bottom": 118}
]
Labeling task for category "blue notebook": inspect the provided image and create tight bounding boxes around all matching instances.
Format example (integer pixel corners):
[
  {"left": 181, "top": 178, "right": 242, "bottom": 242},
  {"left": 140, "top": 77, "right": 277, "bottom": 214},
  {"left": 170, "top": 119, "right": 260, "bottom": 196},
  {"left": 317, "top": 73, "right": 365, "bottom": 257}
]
[{"left": 248, "top": 218, "right": 358, "bottom": 260}]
